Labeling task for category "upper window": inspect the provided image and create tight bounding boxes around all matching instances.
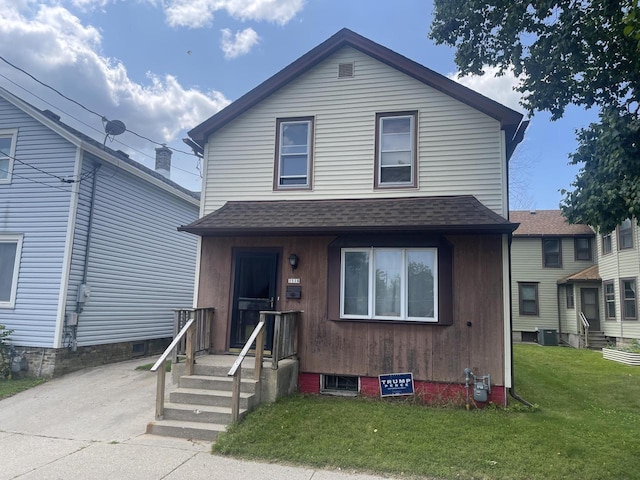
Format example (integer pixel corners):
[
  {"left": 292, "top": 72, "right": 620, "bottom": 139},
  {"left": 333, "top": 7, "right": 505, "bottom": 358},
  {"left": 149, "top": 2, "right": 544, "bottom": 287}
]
[
  {"left": 0, "top": 129, "right": 17, "bottom": 184},
  {"left": 375, "top": 111, "right": 417, "bottom": 188},
  {"left": 574, "top": 237, "right": 592, "bottom": 261},
  {"left": 542, "top": 238, "right": 562, "bottom": 268},
  {"left": 341, "top": 247, "right": 437, "bottom": 322},
  {"left": 0, "top": 234, "right": 23, "bottom": 308},
  {"left": 602, "top": 233, "right": 612, "bottom": 255},
  {"left": 274, "top": 117, "right": 314, "bottom": 190},
  {"left": 518, "top": 282, "right": 539, "bottom": 316},
  {"left": 621, "top": 278, "right": 637, "bottom": 320},
  {"left": 604, "top": 281, "right": 616, "bottom": 320},
  {"left": 618, "top": 219, "right": 633, "bottom": 250}
]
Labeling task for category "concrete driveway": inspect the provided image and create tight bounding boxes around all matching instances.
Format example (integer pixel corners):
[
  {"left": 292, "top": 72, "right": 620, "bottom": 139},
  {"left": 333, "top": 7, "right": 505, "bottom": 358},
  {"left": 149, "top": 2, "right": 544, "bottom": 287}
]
[{"left": 0, "top": 357, "right": 396, "bottom": 480}]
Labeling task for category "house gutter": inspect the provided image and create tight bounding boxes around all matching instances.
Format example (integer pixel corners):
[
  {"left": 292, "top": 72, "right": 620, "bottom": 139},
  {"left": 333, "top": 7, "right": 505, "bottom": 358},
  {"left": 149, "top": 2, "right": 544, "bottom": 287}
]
[{"left": 507, "top": 233, "right": 533, "bottom": 407}]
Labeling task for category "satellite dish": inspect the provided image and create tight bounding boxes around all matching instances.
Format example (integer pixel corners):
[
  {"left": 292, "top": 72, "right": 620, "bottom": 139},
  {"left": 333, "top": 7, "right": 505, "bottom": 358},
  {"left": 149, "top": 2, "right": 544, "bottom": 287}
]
[{"left": 105, "top": 119, "right": 126, "bottom": 136}]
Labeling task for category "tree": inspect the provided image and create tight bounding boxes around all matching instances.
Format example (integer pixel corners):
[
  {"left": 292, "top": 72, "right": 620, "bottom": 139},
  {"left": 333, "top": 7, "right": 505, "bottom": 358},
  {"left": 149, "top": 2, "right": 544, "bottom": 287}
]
[{"left": 430, "top": 0, "right": 640, "bottom": 232}]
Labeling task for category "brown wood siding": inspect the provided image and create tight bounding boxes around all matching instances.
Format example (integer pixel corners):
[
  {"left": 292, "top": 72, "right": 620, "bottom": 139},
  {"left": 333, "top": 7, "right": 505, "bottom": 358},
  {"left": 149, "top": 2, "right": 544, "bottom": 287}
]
[{"left": 197, "top": 234, "right": 504, "bottom": 384}]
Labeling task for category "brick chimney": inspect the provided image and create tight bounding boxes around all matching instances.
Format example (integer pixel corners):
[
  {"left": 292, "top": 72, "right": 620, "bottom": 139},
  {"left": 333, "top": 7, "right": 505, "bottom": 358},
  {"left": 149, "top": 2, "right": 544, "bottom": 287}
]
[{"left": 155, "top": 146, "right": 172, "bottom": 179}]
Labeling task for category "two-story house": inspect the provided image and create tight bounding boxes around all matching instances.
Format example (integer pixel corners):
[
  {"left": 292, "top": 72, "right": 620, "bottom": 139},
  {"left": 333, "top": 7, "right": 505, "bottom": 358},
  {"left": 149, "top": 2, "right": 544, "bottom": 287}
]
[
  {"left": 596, "top": 220, "right": 640, "bottom": 346},
  {"left": 510, "top": 211, "right": 598, "bottom": 348},
  {"left": 0, "top": 87, "right": 199, "bottom": 377},
  {"left": 179, "top": 29, "right": 527, "bottom": 405}
]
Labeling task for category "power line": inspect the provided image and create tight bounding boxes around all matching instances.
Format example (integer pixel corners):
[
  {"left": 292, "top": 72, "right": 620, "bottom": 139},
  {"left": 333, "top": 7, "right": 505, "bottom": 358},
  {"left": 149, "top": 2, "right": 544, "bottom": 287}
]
[{"left": 0, "top": 55, "right": 205, "bottom": 163}]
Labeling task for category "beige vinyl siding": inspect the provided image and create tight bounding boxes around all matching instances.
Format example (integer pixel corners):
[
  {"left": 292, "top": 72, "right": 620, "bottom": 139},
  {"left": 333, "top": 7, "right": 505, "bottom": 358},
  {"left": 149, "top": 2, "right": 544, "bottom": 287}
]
[
  {"left": 596, "top": 226, "right": 640, "bottom": 340},
  {"left": 203, "top": 47, "right": 505, "bottom": 215},
  {"left": 512, "top": 237, "right": 596, "bottom": 333}
]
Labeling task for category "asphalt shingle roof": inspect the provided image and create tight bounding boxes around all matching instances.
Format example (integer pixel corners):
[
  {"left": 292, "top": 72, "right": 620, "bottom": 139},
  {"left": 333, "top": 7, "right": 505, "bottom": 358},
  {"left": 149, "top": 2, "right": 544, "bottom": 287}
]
[
  {"left": 510, "top": 210, "right": 594, "bottom": 237},
  {"left": 179, "top": 196, "right": 517, "bottom": 236},
  {"left": 558, "top": 265, "right": 601, "bottom": 284}
]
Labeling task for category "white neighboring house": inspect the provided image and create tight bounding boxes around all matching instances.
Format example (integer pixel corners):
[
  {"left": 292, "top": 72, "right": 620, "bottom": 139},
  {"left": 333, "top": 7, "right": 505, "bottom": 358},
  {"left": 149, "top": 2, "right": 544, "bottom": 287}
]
[
  {"left": 510, "top": 210, "right": 600, "bottom": 348},
  {"left": 0, "top": 87, "right": 199, "bottom": 377}
]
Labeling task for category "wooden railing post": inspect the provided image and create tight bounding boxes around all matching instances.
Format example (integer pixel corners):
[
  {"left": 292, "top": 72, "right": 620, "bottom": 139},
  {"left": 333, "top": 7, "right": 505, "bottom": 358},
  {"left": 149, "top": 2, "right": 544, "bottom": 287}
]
[
  {"left": 231, "top": 368, "right": 241, "bottom": 422},
  {"left": 255, "top": 313, "right": 265, "bottom": 381},
  {"left": 272, "top": 313, "right": 282, "bottom": 370},
  {"left": 155, "top": 367, "right": 166, "bottom": 419},
  {"left": 185, "top": 319, "right": 196, "bottom": 376}
]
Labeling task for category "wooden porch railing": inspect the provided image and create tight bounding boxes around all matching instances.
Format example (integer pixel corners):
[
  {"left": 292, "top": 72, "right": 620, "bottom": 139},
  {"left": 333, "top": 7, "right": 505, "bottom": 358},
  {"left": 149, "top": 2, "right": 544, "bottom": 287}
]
[
  {"left": 151, "top": 307, "right": 215, "bottom": 419},
  {"left": 580, "top": 311, "right": 590, "bottom": 348},
  {"left": 228, "top": 310, "right": 301, "bottom": 422}
]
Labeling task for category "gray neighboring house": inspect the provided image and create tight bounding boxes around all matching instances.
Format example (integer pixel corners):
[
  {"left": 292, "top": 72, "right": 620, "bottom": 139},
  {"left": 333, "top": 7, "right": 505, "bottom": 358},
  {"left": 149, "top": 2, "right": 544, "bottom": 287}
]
[
  {"left": 0, "top": 87, "right": 199, "bottom": 377},
  {"left": 510, "top": 210, "right": 600, "bottom": 348}
]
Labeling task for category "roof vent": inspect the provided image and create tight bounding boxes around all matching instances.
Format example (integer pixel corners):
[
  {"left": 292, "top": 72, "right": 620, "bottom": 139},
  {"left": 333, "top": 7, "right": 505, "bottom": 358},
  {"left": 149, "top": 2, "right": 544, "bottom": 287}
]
[
  {"left": 529, "top": 210, "right": 536, "bottom": 215},
  {"left": 338, "top": 62, "right": 354, "bottom": 78},
  {"left": 42, "top": 109, "right": 61, "bottom": 121}
]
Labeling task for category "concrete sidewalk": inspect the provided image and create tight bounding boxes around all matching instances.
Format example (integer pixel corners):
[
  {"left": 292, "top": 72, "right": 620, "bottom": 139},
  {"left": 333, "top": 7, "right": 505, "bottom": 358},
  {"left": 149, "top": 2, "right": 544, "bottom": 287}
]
[{"left": 0, "top": 358, "right": 396, "bottom": 480}]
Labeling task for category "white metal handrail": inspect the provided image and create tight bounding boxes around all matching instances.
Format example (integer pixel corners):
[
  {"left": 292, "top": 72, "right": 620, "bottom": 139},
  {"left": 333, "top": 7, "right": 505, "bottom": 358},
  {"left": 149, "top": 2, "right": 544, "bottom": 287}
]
[{"left": 580, "top": 312, "right": 590, "bottom": 348}]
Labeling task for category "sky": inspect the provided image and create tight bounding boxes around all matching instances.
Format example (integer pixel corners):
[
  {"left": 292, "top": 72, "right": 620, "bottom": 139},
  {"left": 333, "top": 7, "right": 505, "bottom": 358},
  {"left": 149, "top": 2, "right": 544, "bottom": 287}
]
[{"left": 0, "top": 0, "right": 598, "bottom": 210}]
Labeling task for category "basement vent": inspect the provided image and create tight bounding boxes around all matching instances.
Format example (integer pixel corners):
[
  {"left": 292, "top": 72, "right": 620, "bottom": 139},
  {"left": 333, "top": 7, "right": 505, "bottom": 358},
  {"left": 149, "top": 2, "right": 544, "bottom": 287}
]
[
  {"left": 321, "top": 374, "right": 359, "bottom": 395},
  {"left": 338, "top": 62, "right": 354, "bottom": 78}
]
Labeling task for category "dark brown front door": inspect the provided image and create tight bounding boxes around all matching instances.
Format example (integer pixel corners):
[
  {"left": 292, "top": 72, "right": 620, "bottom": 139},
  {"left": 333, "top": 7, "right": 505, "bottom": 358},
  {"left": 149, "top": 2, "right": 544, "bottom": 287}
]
[
  {"left": 581, "top": 287, "right": 600, "bottom": 331},
  {"left": 230, "top": 251, "right": 278, "bottom": 350}
]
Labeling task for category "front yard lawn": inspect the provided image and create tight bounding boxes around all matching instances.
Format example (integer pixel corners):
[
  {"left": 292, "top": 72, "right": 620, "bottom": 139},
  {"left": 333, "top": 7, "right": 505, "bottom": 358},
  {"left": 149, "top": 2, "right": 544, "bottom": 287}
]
[
  {"left": 0, "top": 378, "right": 45, "bottom": 400},
  {"left": 213, "top": 345, "right": 640, "bottom": 479}
]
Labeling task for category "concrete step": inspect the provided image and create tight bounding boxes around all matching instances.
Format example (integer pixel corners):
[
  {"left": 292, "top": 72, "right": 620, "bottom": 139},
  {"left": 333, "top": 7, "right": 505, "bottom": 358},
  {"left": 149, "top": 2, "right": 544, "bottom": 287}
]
[
  {"left": 162, "top": 402, "right": 245, "bottom": 424},
  {"left": 146, "top": 419, "right": 226, "bottom": 442},
  {"left": 170, "top": 387, "right": 255, "bottom": 409},
  {"left": 192, "top": 364, "right": 256, "bottom": 378},
  {"left": 179, "top": 374, "right": 257, "bottom": 393}
]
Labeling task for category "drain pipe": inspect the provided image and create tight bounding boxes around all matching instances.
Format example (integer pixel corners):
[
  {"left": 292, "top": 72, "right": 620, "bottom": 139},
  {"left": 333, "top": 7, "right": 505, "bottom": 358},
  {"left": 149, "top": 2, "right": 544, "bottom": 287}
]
[{"left": 507, "top": 234, "right": 533, "bottom": 407}]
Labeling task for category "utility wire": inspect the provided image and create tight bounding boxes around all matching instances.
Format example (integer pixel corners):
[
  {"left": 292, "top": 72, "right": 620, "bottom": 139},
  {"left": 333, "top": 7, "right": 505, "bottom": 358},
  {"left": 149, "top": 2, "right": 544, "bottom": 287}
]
[
  {"left": 0, "top": 55, "right": 204, "bottom": 162},
  {"left": 0, "top": 164, "right": 71, "bottom": 192}
]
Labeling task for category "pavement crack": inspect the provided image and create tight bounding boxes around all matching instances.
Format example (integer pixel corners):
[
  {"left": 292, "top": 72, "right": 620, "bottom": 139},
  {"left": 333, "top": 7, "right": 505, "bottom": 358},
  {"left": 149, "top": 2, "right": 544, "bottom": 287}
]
[{"left": 159, "top": 451, "right": 201, "bottom": 479}]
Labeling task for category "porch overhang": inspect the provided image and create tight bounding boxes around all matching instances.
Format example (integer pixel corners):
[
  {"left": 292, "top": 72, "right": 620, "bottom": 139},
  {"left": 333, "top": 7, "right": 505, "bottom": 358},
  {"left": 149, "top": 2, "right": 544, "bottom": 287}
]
[
  {"left": 178, "top": 196, "right": 519, "bottom": 237},
  {"left": 557, "top": 265, "right": 601, "bottom": 284}
]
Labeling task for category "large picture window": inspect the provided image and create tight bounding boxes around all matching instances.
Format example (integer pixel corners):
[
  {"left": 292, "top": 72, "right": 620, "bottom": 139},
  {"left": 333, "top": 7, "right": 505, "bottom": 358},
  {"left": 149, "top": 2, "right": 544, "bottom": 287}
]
[
  {"left": 0, "top": 129, "right": 17, "bottom": 184},
  {"left": 341, "top": 247, "right": 437, "bottom": 322},
  {"left": 375, "top": 111, "right": 417, "bottom": 188},
  {"left": 274, "top": 117, "right": 314, "bottom": 189},
  {"left": 0, "top": 234, "right": 23, "bottom": 308}
]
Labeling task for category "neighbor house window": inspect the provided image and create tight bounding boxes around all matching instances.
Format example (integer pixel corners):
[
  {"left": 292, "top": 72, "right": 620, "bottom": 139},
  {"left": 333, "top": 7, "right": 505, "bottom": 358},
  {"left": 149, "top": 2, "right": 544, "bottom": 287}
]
[
  {"left": 574, "top": 237, "right": 592, "bottom": 261},
  {"left": 602, "top": 233, "right": 612, "bottom": 255},
  {"left": 566, "top": 285, "right": 574, "bottom": 309},
  {"left": 518, "top": 283, "right": 539, "bottom": 316},
  {"left": 618, "top": 219, "right": 633, "bottom": 250},
  {"left": 542, "top": 238, "right": 562, "bottom": 268},
  {"left": 375, "top": 111, "right": 417, "bottom": 188},
  {"left": 0, "top": 129, "right": 17, "bottom": 184},
  {"left": 621, "top": 278, "right": 637, "bottom": 320},
  {"left": 604, "top": 281, "right": 616, "bottom": 320},
  {"left": 341, "top": 247, "right": 437, "bottom": 322},
  {"left": 274, "top": 117, "right": 314, "bottom": 189},
  {"left": 0, "top": 234, "right": 23, "bottom": 308}
]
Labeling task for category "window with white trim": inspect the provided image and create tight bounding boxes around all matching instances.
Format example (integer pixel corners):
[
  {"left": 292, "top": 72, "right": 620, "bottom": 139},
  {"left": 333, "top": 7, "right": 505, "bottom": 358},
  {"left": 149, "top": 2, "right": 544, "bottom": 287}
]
[
  {"left": 0, "top": 129, "right": 17, "bottom": 184},
  {"left": 341, "top": 247, "right": 437, "bottom": 322},
  {"left": 275, "top": 117, "right": 313, "bottom": 189},
  {"left": 621, "top": 278, "right": 637, "bottom": 320},
  {"left": 0, "top": 234, "right": 23, "bottom": 308},
  {"left": 375, "top": 111, "right": 417, "bottom": 188},
  {"left": 618, "top": 219, "right": 633, "bottom": 250},
  {"left": 604, "top": 281, "right": 616, "bottom": 319}
]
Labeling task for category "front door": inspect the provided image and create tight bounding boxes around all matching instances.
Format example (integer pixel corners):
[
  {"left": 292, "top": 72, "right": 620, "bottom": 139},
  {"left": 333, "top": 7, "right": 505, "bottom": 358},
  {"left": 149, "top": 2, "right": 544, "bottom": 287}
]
[
  {"left": 581, "top": 287, "right": 600, "bottom": 331},
  {"left": 230, "top": 251, "right": 278, "bottom": 350}
]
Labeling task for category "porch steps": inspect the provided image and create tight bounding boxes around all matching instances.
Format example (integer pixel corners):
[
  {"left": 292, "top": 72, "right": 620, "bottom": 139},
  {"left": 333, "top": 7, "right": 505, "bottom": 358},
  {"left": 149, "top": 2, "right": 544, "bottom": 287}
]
[
  {"left": 146, "top": 361, "right": 258, "bottom": 442},
  {"left": 587, "top": 331, "right": 608, "bottom": 350}
]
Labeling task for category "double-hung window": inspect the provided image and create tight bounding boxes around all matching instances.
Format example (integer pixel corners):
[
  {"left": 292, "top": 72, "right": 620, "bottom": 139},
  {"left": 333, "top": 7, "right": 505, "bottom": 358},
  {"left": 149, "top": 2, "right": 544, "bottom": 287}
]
[
  {"left": 375, "top": 111, "right": 417, "bottom": 188},
  {"left": 542, "top": 238, "right": 562, "bottom": 268},
  {"left": 275, "top": 117, "right": 313, "bottom": 189},
  {"left": 0, "top": 234, "right": 23, "bottom": 308},
  {"left": 618, "top": 219, "right": 633, "bottom": 250},
  {"left": 565, "top": 285, "right": 574, "bottom": 309},
  {"left": 621, "top": 278, "right": 637, "bottom": 320},
  {"left": 341, "top": 247, "right": 437, "bottom": 322},
  {"left": 574, "top": 237, "right": 592, "bottom": 261},
  {"left": 604, "top": 281, "right": 616, "bottom": 319},
  {"left": 518, "top": 282, "right": 539, "bottom": 316},
  {"left": 0, "top": 129, "right": 17, "bottom": 184},
  {"left": 602, "top": 233, "right": 612, "bottom": 255}
]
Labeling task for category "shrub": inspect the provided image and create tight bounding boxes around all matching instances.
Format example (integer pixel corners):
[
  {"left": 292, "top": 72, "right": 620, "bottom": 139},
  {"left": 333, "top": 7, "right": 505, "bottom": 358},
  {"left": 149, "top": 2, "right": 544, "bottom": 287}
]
[{"left": 0, "top": 324, "right": 14, "bottom": 379}]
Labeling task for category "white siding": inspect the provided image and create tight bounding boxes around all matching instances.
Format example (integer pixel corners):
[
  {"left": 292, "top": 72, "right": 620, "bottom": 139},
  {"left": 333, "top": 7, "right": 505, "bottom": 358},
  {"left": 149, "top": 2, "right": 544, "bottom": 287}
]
[
  {"left": 0, "top": 97, "right": 75, "bottom": 347},
  {"left": 596, "top": 227, "right": 640, "bottom": 340},
  {"left": 203, "top": 47, "right": 505, "bottom": 215},
  {"left": 73, "top": 159, "right": 198, "bottom": 346},
  {"left": 511, "top": 237, "right": 596, "bottom": 333}
]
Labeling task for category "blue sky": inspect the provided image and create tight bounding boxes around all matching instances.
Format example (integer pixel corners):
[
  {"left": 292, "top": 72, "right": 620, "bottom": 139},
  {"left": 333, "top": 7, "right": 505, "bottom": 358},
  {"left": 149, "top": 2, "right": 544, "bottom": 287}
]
[{"left": 0, "top": 0, "right": 597, "bottom": 210}]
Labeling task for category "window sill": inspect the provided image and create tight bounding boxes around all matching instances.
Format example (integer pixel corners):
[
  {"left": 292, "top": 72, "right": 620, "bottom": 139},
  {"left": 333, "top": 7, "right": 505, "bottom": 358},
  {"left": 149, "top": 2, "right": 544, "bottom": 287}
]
[{"left": 330, "top": 317, "right": 445, "bottom": 325}]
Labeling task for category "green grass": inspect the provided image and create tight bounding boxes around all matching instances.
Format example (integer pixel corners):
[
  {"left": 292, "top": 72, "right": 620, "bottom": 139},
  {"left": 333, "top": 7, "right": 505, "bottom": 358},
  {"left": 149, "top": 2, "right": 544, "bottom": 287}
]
[
  {"left": 135, "top": 360, "right": 171, "bottom": 372},
  {"left": 213, "top": 345, "right": 640, "bottom": 479},
  {"left": 0, "top": 377, "right": 45, "bottom": 400}
]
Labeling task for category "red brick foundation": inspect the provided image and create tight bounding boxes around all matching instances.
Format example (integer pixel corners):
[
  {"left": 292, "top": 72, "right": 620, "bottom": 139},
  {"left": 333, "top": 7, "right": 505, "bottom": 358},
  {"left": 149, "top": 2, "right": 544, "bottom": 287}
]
[{"left": 298, "top": 373, "right": 506, "bottom": 407}]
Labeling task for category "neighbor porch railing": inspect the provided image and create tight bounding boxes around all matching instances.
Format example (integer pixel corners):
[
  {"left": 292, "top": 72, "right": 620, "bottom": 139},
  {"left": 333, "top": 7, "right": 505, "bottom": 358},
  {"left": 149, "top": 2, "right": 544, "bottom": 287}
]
[
  {"left": 228, "top": 310, "right": 301, "bottom": 421},
  {"left": 580, "top": 311, "right": 590, "bottom": 348},
  {"left": 151, "top": 307, "right": 215, "bottom": 419}
]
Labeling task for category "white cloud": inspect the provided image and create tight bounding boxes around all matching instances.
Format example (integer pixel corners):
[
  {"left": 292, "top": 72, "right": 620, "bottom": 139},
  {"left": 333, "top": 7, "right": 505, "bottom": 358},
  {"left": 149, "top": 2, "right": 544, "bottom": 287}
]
[
  {"left": 448, "top": 66, "right": 525, "bottom": 113},
  {"left": 164, "top": 0, "right": 304, "bottom": 28},
  {"left": 220, "top": 27, "right": 260, "bottom": 59}
]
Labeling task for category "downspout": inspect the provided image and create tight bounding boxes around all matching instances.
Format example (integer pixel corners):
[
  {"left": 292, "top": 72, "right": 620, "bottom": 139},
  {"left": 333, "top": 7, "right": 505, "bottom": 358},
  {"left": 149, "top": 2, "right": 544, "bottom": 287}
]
[
  {"left": 557, "top": 284, "right": 563, "bottom": 342},
  {"left": 507, "top": 233, "right": 533, "bottom": 407}
]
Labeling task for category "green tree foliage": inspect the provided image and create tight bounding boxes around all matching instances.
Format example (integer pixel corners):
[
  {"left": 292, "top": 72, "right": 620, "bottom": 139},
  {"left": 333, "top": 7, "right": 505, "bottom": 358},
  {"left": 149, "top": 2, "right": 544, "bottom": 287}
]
[{"left": 430, "top": 0, "right": 640, "bottom": 232}]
